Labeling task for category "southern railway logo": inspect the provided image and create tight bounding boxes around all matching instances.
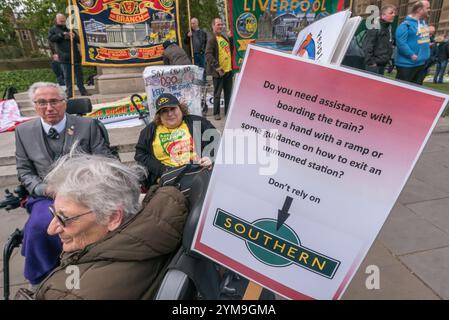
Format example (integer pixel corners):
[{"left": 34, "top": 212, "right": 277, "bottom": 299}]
[{"left": 213, "top": 209, "right": 340, "bottom": 279}]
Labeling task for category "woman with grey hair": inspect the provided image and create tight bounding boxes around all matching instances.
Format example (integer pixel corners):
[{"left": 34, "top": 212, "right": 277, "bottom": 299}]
[{"left": 35, "top": 151, "right": 188, "bottom": 299}]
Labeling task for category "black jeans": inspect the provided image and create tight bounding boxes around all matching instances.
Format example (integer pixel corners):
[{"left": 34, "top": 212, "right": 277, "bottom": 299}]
[
  {"left": 193, "top": 53, "right": 206, "bottom": 81},
  {"left": 366, "top": 64, "right": 386, "bottom": 75},
  {"left": 51, "top": 61, "right": 65, "bottom": 86},
  {"left": 396, "top": 65, "right": 426, "bottom": 84},
  {"left": 60, "top": 63, "right": 88, "bottom": 97},
  {"left": 213, "top": 71, "right": 233, "bottom": 116}
]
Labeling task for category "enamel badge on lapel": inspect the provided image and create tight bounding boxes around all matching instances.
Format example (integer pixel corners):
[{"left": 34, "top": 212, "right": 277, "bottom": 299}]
[{"left": 67, "top": 125, "right": 74, "bottom": 136}]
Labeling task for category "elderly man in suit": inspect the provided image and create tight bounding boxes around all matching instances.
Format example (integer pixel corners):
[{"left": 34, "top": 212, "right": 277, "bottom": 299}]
[{"left": 15, "top": 82, "right": 112, "bottom": 288}]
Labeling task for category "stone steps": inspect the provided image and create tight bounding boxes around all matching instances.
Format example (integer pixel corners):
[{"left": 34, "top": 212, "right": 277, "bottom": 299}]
[
  {"left": 0, "top": 165, "right": 19, "bottom": 188},
  {"left": 0, "top": 112, "right": 226, "bottom": 189},
  {"left": 16, "top": 92, "right": 139, "bottom": 117},
  {"left": 0, "top": 122, "right": 144, "bottom": 188},
  {"left": 13, "top": 85, "right": 97, "bottom": 101},
  {"left": 0, "top": 151, "right": 137, "bottom": 189},
  {"left": 0, "top": 156, "right": 16, "bottom": 167}
]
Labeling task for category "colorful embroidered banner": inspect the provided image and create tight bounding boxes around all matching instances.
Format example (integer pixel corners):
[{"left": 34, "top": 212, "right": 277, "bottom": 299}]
[
  {"left": 73, "top": 0, "right": 181, "bottom": 66},
  {"left": 230, "top": 0, "right": 348, "bottom": 68}
]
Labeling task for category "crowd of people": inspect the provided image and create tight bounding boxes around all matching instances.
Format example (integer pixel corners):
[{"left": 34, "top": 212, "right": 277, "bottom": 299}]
[
  {"left": 347, "top": 1, "right": 449, "bottom": 85},
  {"left": 13, "top": 3, "right": 448, "bottom": 299},
  {"left": 162, "top": 17, "right": 233, "bottom": 120},
  {"left": 11, "top": 13, "right": 233, "bottom": 300},
  {"left": 16, "top": 80, "right": 218, "bottom": 299}
]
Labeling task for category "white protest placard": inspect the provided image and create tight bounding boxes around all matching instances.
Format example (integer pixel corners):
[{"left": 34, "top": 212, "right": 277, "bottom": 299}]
[
  {"left": 292, "top": 10, "right": 351, "bottom": 63},
  {"left": 143, "top": 65, "right": 203, "bottom": 119},
  {"left": 192, "top": 45, "right": 448, "bottom": 299},
  {"left": 331, "top": 16, "right": 362, "bottom": 65}
]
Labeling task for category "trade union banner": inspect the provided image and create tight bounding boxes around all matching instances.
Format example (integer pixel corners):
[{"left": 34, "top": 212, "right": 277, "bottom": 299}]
[
  {"left": 230, "top": 0, "right": 351, "bottom": 68},
  {"left": 73, "top": 0, "right": 181, "bottom": 66}
]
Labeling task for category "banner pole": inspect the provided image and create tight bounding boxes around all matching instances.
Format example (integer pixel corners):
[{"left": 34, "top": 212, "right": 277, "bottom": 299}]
[
  {"left": 67, "top": 0, "right": 75, "bottom": 98},
  {"left": 224, "top": 0, "right": 230, "bottom": 31},
  {"left": 187, "top": 0, "right": 194, "bottom": 64}
]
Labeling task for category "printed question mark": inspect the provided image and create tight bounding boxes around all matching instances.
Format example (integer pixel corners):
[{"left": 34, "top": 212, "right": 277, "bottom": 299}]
[
  {"left": 339, "top": 171, "right": 344, "bottom": 178},
  {"left": 358, "top": 125, "right": 364, "bottom": 133}
]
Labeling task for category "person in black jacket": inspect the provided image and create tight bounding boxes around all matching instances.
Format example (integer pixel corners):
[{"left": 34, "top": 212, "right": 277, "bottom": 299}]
[
  {"left": 184, "top": 18, "right": 209, "bottom": 116},
  {"left": 134, "top": 93, "right": 219, "bottom": 186},
  {"left": 363, "top": 5, "right": 396, "bottom": 75},
  {"left": 184, "top": 18, "right": 207, "bottom": 76},
  {"left": 48, "top": 14, "right": 88, "bottom": 98},
  {"left": 434, "top": 35, "right": 449, "bottom": 83},
  {"left": 162, "top": 41, "right": 192, "bottom": 65}
]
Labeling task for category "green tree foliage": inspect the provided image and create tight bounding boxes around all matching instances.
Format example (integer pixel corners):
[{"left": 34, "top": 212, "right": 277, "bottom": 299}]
[
  {"left": 2, "top": 0, "right": 220, "bottom": 48},
  {"left": 19, "top": 0, "right": 67, "bottom": 44},
  {"left": 0, "top": 67, "right": 95, "bottom": 95},
  {"left": 178, "top": 0, "right": 220, "bottom": 39},
  {"left": 0, "top": 0, "right": 66, "bottom": 47},
  {"left": 0, "top": 1, "right": 18, "bottom": 45}
]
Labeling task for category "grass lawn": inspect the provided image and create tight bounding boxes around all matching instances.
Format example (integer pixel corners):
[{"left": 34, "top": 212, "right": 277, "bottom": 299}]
[
  {"left": 422, "top": 81, "right": 449, "bottom": 93},
  {"left": 0, "top": 67, "right": 96, "bottom": 97},
  {"left": 384, "top": 71, "right": 449, "bottom": 116}
]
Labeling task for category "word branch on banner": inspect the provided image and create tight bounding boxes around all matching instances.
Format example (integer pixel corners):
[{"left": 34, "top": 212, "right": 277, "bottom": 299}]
[
  {"left": 143, "top": 65, "right": 203, "bottom": 119},
  {"left": 230, "top": 0, "right": 348, "bottom": 68},
  {"left": 192, "top": 45, "right": 448, "bottom": 300},
  {"left": 73, "top": 0, "right": 181, "bottom": 66}
]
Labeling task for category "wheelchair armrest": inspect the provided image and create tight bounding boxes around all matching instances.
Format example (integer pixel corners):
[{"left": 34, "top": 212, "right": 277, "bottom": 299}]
[
  {"left": 182, "top": 170, "right": 210, "bottom": 251},
  {"left": 154, "top": 269, "right": 195, "bottom": 300}
]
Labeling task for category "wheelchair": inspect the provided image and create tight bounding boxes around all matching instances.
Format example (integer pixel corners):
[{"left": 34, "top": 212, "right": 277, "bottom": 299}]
[
  {"left": 154, "top": 166, "right": 274, "bottom": 300},
  {"left": 1, "top": 97, "right": 116, "bottom": 300},
  {"left": 2, "top": 97, "right": 269, "bottom": 300}
]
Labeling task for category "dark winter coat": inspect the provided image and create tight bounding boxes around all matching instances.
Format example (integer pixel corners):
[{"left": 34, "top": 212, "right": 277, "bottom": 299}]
[
  {"left": 163, "top": 43, "right": 192, "bottom": 65},
  {"left": 363, "top": 19, "right": 394, "bottom": 66},
  {"left": 183, "top": 29, "right": 207, "bottom": 56},
  {"left": 436, "top": 41, "right": 449, "bottom": 62},
  {"left": 35, "top": 185, "right": 188, "bottom": 300},
  {"left": 48, "top": 24, "right": 81, "bottom": 64}
]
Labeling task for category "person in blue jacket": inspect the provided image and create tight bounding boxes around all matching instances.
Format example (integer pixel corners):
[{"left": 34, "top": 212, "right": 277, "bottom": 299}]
[{"left": 395, "top": 0, "right": 431, "bottom": 84}]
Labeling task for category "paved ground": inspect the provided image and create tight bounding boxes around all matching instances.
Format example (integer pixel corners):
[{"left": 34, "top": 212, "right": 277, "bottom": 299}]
[{"left": 1, "top": 115, "right": 448, "bottom": 300}]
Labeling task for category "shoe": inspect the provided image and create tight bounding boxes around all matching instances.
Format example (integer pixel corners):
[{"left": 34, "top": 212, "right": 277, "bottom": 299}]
[{"left": 214, "top": 114, "right": 221, "bottom": 120}]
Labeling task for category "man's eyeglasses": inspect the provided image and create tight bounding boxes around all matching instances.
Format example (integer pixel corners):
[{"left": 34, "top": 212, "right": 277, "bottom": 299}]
[
  {"left": 49, "top": 205, "right": 93, "bottom": 227},
  {"left": 34, "top": 99, "right": 65, "bottom": 108}
]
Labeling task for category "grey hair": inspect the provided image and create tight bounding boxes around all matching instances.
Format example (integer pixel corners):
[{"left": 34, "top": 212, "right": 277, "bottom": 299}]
[
  {"left": 28, "top": 82, "right": 67, "bottom": 103},
  {"left": 381, "top": 4, "right": 396, "bottom": 15},
  {"left": 45, "top": 146, "right": 148, "bottom": 225}
]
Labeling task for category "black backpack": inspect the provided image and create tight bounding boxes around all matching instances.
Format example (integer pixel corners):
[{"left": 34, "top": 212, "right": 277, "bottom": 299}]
[{"left": 2, "top": 86, "right": 18, "bottom": 100}]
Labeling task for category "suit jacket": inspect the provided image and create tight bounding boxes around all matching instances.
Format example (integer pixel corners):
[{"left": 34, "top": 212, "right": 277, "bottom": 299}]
[{"left": 15, "top": 114, "right": 112, "bottom": 194}]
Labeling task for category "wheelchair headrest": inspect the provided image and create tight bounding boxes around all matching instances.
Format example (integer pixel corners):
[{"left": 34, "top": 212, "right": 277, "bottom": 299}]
[
  {"left": 182, "top": 169, "right": 211, "bottom": 251},
  {"left": 67, "top": 98, "right": 92, "bottom": 115}
]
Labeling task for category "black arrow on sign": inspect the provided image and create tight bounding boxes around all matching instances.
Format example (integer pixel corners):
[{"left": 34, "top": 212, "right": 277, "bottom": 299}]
[{"left": 276, "top": 196, "right": 293, "bottom": 231}]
